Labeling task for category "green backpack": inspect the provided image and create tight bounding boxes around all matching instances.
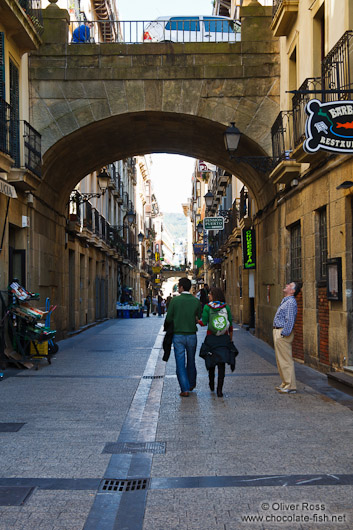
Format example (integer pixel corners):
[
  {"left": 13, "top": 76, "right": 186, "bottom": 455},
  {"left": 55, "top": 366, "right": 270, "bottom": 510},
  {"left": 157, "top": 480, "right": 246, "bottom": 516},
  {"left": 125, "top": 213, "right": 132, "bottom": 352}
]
[{"left": 208, "top": 306, "right": 230, "bottom": 336}]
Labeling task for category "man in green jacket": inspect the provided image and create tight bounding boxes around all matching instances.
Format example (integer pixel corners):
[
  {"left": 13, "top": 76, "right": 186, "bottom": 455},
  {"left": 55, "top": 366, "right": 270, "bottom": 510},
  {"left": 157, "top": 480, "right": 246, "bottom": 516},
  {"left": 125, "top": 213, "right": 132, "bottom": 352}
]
[{"left": 165, "top": 277, "right": 202, "bottom": 397}]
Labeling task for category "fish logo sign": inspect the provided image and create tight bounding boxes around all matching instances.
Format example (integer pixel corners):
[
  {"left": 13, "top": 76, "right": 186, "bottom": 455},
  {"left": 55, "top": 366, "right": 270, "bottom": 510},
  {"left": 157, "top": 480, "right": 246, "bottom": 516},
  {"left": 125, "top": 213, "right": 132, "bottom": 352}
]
[{"left": 304, "top": 99, "right": 353, "bottom": 154}]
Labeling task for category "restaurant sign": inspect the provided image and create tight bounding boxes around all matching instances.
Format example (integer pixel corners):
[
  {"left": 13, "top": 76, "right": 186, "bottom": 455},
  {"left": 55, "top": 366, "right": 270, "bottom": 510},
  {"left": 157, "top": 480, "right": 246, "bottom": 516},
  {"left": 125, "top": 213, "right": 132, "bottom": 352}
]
[
  {"left": 242, "top": 228, "right": 256, "bottom": 270},
  {"left": 304, "top": 99, "right": 353, "bottom": 154},
  {"left": 0, "top": 177, "right": 17, "bottom": 199}
]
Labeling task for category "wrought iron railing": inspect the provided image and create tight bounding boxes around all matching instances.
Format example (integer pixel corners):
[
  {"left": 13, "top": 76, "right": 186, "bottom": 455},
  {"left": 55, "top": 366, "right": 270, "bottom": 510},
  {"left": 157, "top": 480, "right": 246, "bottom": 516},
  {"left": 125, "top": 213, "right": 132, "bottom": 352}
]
[
  {"left": 69, "top": 18, "right": 241, "bottom": 45},
  {"left": 23, "top": 121, "right": 41, "bottom": 177},
  {"left": 0, "top": 98, "right": 12, "bottom": 157},
  {"left": 292, "top": 77, "right": 322, "bottom": 148},
  {"left": 83, "top": 201, "right": 93, "bottom": 231},
  {"left": 271, "top": 110, "right": 294, "bottom": 161},
  {"left": 19, "top": 0, "right": 44, "bottom": 35},
  {"left": 272, "top": 0, "right": 283, "bottom": 18},
  {"left": 322, "top": 30, "right": 353, "bottom": 101}
]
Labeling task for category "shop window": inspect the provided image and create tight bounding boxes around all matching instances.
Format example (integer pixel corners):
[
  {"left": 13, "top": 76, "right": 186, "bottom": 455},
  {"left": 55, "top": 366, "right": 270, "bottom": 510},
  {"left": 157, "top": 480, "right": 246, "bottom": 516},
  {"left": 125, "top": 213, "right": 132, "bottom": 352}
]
[{"left": 290, "top": 222, "right": 302, "bottom": 282}]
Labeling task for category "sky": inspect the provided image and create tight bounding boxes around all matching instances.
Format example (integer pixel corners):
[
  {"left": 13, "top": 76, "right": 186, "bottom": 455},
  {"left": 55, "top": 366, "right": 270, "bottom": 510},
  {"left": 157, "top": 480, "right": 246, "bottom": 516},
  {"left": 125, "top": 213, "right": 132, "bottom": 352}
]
[
  {"left": 148, "top": 154, "right": 195, "bottom": 214},
  {"left": 117, "top": 0, "right": 213, "bottom": 214},
  {"left": 117, "top": 0, "right": 214, "bottom": 21}
]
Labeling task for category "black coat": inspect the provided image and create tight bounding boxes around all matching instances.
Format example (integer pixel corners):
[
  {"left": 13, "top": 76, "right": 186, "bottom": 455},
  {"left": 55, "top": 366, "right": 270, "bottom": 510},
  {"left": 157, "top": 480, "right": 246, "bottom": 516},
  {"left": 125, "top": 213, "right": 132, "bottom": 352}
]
[
  {"left": 162, "top": 320, "right": 174, "bottom": 362},
  {"left": 199, "top": 334, "right": 238, "bottom": 371}
]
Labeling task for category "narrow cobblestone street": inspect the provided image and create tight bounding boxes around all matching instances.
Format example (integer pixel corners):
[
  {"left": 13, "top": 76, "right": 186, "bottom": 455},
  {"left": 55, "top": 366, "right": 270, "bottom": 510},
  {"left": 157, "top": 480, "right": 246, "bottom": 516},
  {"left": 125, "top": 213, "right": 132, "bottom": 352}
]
[{"left": 0, "top": 317, "right": 352, "bottom": 530}]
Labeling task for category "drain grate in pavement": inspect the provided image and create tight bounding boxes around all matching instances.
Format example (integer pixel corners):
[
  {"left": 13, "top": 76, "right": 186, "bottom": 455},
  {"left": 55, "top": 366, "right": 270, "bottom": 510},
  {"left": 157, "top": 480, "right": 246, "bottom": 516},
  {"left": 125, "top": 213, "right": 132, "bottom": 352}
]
[
  {"left": 142, "top": 375, "right": 164, "bottom": 379},
  {"left": 99, "top": 478, "right": 150, "bottom": 493},
  {"left": 102, "top": 441, "right": 166, "bottom": 454},
  {"left": 0, "top": 423, "right": 25, "bottom": 432},
  {"left": 0, "top": 487, "right": 35, "bottom": 506}
]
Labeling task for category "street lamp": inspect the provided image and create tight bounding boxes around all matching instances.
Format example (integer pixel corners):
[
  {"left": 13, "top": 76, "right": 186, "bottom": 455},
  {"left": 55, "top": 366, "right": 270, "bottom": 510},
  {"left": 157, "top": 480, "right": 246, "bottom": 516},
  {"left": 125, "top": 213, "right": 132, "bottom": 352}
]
[
  {"left": 147, "top": 248, "right": 152, "bottom": 257},
  {"left": 126, "top": 209, "right": 136, "bottom": 225},
  {"left": 223, "top": 122, "right": 276, "bottom": 173},
  {"left": 97, "top": 168, "right": 111, "bottom": 190},
  {"left": 204, "top": 191, "right": 214, "bottom": 209},
  {"left": 197, "top": 221, "right": 204, "bottom": 235},
  {"left": 137, "top": 232, "right": 144, "bottom": 243},
  {"left": 224, "top": 122, "right": 242, "bottom": 154}
]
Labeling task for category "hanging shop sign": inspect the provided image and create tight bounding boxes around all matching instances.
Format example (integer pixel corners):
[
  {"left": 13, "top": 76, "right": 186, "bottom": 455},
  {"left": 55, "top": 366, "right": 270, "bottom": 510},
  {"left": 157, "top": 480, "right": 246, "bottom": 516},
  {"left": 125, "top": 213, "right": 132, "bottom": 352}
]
[
  {"left": 193, "top": 242, "right": 208, "bottom": 254},
  {"left": 203, "top": 217, "right": 224, "bottom": 231},
  {"left": 152, "top": 266, "right": 161, "bottom": 273},
  {"left": 0, "top": 177, "right": 17, "bottom": 199},
  {"left": 242, "top": 228, "right": 256, "bottom": 270},
  {"left": 304, "top": 99, "right": 353, "bottom": 154}
]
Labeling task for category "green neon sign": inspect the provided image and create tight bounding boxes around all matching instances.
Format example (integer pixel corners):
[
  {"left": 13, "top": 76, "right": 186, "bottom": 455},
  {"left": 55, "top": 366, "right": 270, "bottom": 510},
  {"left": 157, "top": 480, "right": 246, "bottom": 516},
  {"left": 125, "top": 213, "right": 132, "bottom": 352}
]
[{"left": 242, "top": 228, "right": 256, "bottom": 270}]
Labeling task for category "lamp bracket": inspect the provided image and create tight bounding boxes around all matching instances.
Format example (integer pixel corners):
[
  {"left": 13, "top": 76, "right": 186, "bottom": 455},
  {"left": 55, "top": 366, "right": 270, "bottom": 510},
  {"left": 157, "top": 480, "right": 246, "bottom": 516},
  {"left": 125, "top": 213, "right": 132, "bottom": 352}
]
[{"left": 230, "top": 156, "right": 277, "bottom": 173}]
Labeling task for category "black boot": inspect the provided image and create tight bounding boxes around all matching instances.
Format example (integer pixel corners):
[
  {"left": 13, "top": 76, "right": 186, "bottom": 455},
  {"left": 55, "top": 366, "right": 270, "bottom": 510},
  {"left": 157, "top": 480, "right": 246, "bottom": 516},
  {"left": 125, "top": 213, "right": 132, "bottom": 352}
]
[
  {"left": 217, "top": 364, "right": 225, "bottom": 397},
  {"left": 208, "top": 369, "right": 215, "bottom": 392}
]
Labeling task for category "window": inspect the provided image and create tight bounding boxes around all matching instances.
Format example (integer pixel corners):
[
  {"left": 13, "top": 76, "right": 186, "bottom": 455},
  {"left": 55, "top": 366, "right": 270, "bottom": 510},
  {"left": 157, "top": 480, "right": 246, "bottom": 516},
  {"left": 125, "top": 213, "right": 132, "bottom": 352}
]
[
  {"left": 318, "top": 207, "right": 327, "bottom": 280},
  {"left": 203, "top": 17, "right": 235, "bottom": 34},
  {"left": 166, "top": 17, "right": 200, "bottom": 31},
  {"left": 290, "top": 223, "right": 302, "bottom": 282}
]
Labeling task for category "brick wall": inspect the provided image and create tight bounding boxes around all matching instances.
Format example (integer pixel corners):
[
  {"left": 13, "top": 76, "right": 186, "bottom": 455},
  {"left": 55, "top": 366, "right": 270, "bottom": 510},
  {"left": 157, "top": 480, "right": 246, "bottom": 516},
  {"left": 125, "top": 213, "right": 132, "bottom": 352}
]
[
  {"left": 317, "top": 286, "right": 329, "bottom": 365},
  {"left": 293, "top": 291, "right": 304, "bottom": 360}
]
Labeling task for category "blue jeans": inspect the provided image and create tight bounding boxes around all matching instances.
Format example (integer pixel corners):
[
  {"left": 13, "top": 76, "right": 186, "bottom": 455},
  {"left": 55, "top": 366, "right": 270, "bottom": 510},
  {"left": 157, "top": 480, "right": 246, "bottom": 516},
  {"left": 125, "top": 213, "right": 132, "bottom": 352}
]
[{"left": 173, "top": 334, "right": 197, "bottom": 392}]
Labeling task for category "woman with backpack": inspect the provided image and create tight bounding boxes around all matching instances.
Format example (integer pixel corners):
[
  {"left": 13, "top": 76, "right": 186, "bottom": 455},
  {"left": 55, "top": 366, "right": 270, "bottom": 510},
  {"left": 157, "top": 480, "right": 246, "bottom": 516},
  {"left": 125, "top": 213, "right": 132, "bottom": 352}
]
[{"left": 198, "top": 287, "right": 237, "bottom": 397}]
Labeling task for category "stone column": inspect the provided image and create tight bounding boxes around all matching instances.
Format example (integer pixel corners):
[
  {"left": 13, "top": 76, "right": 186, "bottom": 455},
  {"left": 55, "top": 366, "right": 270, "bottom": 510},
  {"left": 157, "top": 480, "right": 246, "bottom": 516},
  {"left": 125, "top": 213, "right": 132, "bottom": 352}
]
[
  {"left": 41, "top": 0, "right": 70, "bottom": 45},
  {"left": 240, "top": 0, "right": 274, "bottom": 42}
]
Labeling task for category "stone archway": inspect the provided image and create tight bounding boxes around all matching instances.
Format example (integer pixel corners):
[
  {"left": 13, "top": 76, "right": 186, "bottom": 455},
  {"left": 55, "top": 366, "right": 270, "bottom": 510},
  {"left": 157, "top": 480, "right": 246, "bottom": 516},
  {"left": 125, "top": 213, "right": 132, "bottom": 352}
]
[{"left": 40, "top": 111, "right": 275, "bottom": 214}]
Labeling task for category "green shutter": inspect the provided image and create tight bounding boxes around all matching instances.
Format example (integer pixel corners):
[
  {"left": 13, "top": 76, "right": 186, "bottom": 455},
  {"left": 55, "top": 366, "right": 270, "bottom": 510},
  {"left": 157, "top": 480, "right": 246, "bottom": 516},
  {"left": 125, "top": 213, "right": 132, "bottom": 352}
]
[
  {"left": 0, "top": 33, "right": 4, "bottom": 99},
  {"left": 9, "top": 59, "right": 20, "bottom": 166}
]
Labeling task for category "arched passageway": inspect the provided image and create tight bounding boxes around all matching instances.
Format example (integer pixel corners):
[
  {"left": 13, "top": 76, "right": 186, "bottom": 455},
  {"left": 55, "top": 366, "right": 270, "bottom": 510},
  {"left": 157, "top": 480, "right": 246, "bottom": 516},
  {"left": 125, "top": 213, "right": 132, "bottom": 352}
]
[{"left": 41, "top": 111, "right": 275, "bottom": 214}]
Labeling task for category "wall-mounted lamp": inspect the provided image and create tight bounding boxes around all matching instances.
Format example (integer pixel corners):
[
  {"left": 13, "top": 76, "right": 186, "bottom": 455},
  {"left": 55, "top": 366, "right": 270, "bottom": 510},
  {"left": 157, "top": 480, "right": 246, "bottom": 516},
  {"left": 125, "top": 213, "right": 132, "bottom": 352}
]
[
  {"left": 224, "top": 122, "right": 242, "bottom": 153},
  {"left": 26, "top": 192, "right": 34, "bottom": 206},
  {"left": 138, "top": 232, "right": 144, "bottom": 243},
  {"left": 204, "top": 191, "right": 214, "bottom": 208},
  {"left": 126, "top": 209, "right": 136, "bottom": 225},
  {"left": 197, "top": 221, "right": 204, "bottom": 235},
  {"left": 224, "top": 123, "right": 277, "bottom": 173},
  {"left": 291, "top": 178, "right": 299, "bottom": 187}
]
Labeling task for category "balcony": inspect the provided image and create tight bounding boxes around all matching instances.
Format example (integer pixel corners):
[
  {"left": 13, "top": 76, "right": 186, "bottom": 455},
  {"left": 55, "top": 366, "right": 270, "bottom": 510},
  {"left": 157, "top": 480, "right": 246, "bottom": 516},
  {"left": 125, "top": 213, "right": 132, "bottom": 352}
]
[
  {"left": 291, "top": 76, "right": 327, "bottom": 163},
  {"left": 270, "top": 110, "right": 301, "bottom": 186},
  {"left": 322, "top": 30, "right": 353, "bottom": 102},
  {"left": 1, "top": 100, "right": 42, "bottom": 188},
  {"left": 271, "top": 0, "right": 299, "bottom": 37},
  {"left": 0, "top": 98, "right": 14, "bottom": 172},
  {"left": 2, "top": 0, "right": 43, "bottom": 52}
]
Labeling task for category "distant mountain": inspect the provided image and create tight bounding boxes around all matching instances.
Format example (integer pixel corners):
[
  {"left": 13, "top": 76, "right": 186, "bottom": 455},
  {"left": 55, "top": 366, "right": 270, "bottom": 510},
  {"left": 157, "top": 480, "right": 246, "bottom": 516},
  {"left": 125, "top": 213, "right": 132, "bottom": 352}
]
[{"left": 163, "top": 212, "right": 187, "bottom": 241}]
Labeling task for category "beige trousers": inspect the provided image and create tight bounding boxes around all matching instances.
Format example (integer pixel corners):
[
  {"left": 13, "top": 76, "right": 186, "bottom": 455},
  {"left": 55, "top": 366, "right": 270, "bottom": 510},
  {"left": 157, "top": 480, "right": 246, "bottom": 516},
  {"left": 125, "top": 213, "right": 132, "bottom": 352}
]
[{"left": 273, "top": 328, "right": 296, "bottom": 390}]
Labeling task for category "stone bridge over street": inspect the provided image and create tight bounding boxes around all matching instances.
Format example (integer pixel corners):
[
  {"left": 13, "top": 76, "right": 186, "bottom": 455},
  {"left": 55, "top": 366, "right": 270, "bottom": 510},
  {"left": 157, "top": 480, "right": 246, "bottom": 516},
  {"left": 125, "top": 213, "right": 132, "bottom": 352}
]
[{"left": 29, "top": 1, "right": 279, "bottom": 213}]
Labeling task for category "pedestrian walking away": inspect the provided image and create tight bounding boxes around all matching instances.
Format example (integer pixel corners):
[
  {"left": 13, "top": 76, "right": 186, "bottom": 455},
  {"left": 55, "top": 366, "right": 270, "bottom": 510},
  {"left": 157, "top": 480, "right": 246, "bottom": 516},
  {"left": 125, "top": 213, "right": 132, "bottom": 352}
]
[
  {"left": 165, "top": 277, "right": 202, "bottom": 397},
  {"left": 198, "top": 287, "right": 238, "bottom": 397},
  {"left": 199, "top": 283, "right": 209, "bottom": 308},
  {"left": 273, "top": 282, "right": 301, "bottom": 394},
  {"left": 145, "top": 295, "right": 151, "bottom": 317}
]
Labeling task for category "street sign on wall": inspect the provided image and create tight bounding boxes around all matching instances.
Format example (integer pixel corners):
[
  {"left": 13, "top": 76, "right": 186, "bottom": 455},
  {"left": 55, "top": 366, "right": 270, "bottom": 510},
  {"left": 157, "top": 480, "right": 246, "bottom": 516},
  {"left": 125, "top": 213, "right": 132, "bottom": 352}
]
[
  {"left": 304, "top": 99, "right": 353, "bottom": 154},
  {"left": 203, "top": 217, "right": 224, "bottom": 231},
  {"left": 242, "top": 228, "right": 256, "bottom": 270}
]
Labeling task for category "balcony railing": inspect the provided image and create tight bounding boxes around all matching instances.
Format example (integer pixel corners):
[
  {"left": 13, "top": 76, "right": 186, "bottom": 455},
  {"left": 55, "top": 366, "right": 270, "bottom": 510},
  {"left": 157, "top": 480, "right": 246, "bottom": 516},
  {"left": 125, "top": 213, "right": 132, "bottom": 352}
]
[
  {"left": 23, "top": 120, "right": 41, "bottom": 177},
  {"left": 292, "top": 77, "right": 322, "bottom": 148},
  {"left": 19, "top": 0, "right": 44, "bottom": 35},
  {"left": 0, "top": 99, "right": 42, "bottom": 175},
  {"left": 0, "top": 98, "right": 12, "bottom": 157},
  {"left": 322, "top": 30, "right": 353, "bottom": 102},
  {"left": 271, "top": 110, "right": 294, "bottom": 161},
  {"left": 69, "top": 19, "right": 241, "bottom": 45}
]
